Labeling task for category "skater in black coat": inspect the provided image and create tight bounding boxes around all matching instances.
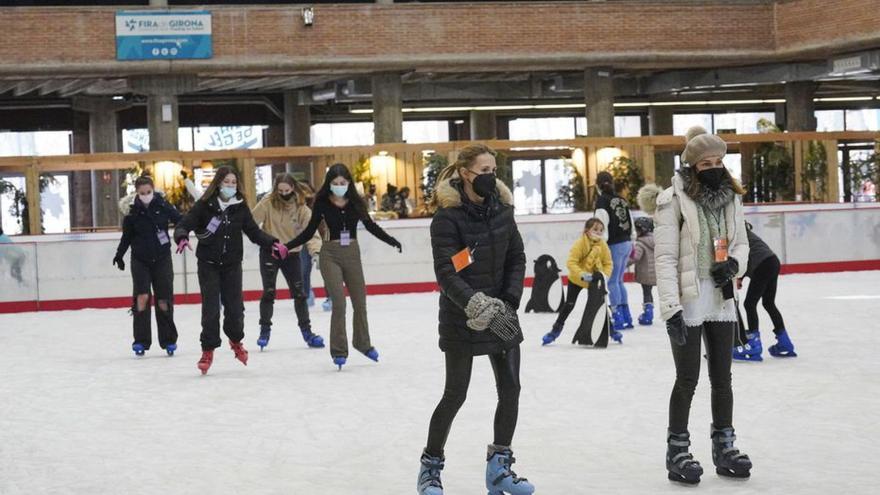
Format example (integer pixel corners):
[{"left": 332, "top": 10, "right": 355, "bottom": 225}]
[
  {"left": 114, "top": 175, "right": 182, "bottom": 356},
  {"left": 417, "top": 144, "right": 534, "bottom": 495},
  {"left": 173, "top": 166, "right": 284, "bottom": 375},
  {"left": 732, "top": 221, "right": 797, "bottom": 360}
]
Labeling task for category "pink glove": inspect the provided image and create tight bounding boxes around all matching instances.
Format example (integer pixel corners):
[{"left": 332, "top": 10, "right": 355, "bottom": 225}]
[
  {"left": 176, "top": 238, "right": 191, "bottom": 254},
  {"left": 272, "top": 241, "right": 289, "bottom": 260}
]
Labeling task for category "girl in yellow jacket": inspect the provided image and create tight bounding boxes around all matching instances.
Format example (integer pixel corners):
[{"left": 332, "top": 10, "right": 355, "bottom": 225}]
[{"left": 541, "top": 218, "right": 614, "bottom": 345}]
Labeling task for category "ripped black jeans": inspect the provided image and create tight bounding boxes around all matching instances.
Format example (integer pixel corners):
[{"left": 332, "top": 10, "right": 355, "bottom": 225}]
[
  {"left": 258, "top": 249, "right": 311, "bottom": 331},
  {"left": 130, "top": 256, "right": 178, "bottom": 350}
]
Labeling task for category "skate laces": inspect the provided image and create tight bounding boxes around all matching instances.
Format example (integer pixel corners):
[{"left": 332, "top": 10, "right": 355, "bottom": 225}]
[
  {"left": 669, "top": 437, "right": 700, "bottom": 468},
  {"left": 492, "top": 453, "right": 528, "bottom": 485},
  {"left": 419, "top": 456, "right": 444, "bottom": 488},
  {"left": 715, "top": 432, "right": 748, "bottom": 460}
]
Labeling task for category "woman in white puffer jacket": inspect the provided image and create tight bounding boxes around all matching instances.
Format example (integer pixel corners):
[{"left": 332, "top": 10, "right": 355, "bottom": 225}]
[{"left": 647, "top": 126, "right": 752, "bottom": 485}]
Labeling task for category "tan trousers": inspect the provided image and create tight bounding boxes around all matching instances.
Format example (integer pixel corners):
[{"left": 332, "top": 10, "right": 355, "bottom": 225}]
[{"left": 320, "top": 240, "right": 372, "bottom": 358}]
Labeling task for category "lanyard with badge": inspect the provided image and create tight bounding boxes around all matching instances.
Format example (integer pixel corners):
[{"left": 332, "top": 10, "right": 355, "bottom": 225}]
[
  {"left": 339, "top": 208, "right": 351, "bottom": 246},
  {"left": 452, "top": 242, "right": 479, "bottom": 273}
]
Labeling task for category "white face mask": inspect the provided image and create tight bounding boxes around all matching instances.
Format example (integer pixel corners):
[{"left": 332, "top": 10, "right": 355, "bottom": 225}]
[
  {"left": 139, "top": 192, "right": 154, "bottom": 205},
  {"left": 330, "top": 184, "right": 349, "bottom": 198}
]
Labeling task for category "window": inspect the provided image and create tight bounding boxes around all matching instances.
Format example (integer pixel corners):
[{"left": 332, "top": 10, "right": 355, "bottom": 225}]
[
  {"left": 673, "top": 114, "right": 712, "bottom": 136},
  {"left": 844, "top": 109, "right": 880, "bottom": 131},
  {"left": 509, "top": 117, "right": 576, "bottom": 141},
  {"left": 815, "top": 110, "right": 845, "bottom": 132}
]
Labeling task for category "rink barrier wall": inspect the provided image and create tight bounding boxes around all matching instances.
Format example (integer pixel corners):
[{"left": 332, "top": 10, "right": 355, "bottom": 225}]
[{"left": 1, "top": 204, "right": 879, "bottom": 314}]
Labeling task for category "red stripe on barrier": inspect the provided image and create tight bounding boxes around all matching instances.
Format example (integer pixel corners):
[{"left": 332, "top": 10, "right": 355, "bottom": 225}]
[
  {"left": 2, "top": 260, "right": 877, "bottom": 314},
  {"left": 779, "top": 259, "right": 880, "bottom": 274}
]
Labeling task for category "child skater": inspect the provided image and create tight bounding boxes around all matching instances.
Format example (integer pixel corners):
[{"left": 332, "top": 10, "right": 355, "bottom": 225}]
[
  {"left": 541, "top": 217, "right": 619, "bottom": 345},
  {"left": 627, "top": 216, "right": 656, "bottom": 326}
]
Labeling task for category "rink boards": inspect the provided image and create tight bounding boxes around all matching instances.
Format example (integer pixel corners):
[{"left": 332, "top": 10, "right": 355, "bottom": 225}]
[{"left": 1, "top": 203, "right": 879, "bottom": 312}]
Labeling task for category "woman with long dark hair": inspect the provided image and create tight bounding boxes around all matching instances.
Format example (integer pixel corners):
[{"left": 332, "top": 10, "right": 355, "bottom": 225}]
[
  {"left": 285, "top": 163, "right": 402, "bottom": 370},
  {"left": 114, "top": 175, "right": 181, "bottom": 357},
  {"left": 251, "top": 172, "right": 324, "bottom": 351},
  {"left": 648, "top": 126, "right": 752, "bottom": 484},
  {"left": 417, "top": 144, "right": 534, "bottom": 495},
  {"left": 174, "top": 166, "right": 285, "bottom": 375},
  {"left": 593, "top": 170, "right": 635, "bottom": 331}
]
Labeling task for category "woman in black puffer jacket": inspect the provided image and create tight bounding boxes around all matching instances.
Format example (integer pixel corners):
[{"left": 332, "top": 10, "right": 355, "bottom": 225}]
[
  {"left": 114, "top": 175, "right": 182, "bottom": 357},
  {"left": 173, "top": 166, "right": 282, "bottom": 375},
  {"left": 416, "top": 144, "right": 534, "bottom": 495}
]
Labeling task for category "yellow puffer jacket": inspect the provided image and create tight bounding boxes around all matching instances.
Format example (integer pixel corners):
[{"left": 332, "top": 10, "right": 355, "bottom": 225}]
[{"left": 566, "top": 234, "right": 613, "bottom": 288}]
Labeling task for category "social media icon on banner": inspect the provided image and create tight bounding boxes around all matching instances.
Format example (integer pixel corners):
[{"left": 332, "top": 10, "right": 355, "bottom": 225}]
[
  {"left": 170, "top": 48, "right": 178, "bottom": 56},
  {"left": 161, "top": 48, "right": 169, "bottom": 56},
  {"left": 152, "top": 48, "right": 160, "bottom": 56}
]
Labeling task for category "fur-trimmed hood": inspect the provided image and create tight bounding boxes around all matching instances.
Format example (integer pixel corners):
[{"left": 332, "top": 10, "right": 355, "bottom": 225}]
[
  {"left": 676, "top": 168, "right": 735, "bottom": 211},
  {"left": 434, "top": 173, "right": 514, "bottom": 209}
]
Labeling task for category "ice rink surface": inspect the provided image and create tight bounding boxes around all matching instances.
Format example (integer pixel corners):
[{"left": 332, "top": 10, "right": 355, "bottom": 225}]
[{"left": 1, "top": 271, "right": 877, "bottom": 495}]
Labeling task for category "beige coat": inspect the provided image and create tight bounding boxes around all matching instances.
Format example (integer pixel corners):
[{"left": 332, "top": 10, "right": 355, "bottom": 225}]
[
  {"left": 654, "top": 174, "right": 748, "bottom": 322},
  {"left": 252, "top": 195, "right": 322, "bottom": 255}
]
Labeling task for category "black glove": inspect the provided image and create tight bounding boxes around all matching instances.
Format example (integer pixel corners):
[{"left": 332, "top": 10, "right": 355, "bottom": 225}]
[
  {"left": 666, "top": 311, "right": 687, "bottom": 346},
  {"left": 710, "top": 258, "right": 739, "bottom": 288},
  {"left": 389, "top": 237, "right": 402, "bottom": 253},
  {"left": 488, "top": 303, "right": 521, "bottom": 342},
  {"left": 112, "top": 254, "right": 125, "bottom": 272}
]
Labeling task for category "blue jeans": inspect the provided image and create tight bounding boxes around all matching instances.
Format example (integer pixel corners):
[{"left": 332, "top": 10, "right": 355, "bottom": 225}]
[{"left": 608, "top": 241, "right": 632, "bottom": 308}]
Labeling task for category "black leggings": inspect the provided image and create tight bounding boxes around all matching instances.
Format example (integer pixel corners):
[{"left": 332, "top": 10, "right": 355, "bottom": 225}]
[
  {"left": 744, "top": 256, "right": 786, "bottom": 335},
  {"left": 553, "top": 282, "right": 586, "bottom": 329},
  {"left": 669, "top": 321, "right": 735, "bottom": 433},
  {"left": 425, "top": 346, "right": 522, "bottom": 457}
]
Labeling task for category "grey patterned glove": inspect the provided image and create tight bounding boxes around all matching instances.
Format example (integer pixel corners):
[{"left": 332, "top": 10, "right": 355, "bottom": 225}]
[
  {"left": 488, "top": 303, "right": 522, "bottom": 342},
  {"left": 465, "top": 292, "right": 504, "bottom": 331}
]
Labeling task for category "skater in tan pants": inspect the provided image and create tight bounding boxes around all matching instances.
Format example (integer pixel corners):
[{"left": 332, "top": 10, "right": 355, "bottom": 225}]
[{"left": 286, "top": 163, "right": 402, "bottom": 369}]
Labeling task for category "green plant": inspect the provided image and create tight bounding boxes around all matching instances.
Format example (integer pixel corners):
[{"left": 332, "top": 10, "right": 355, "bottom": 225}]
[
  {"left": 419, "top": 152, "right": 448, "bottom": 205},
  {"left": 0, "top": 175, "right": 56, "bottom": 234},
  {"left": 553, "top": 159, "right": 587, "bottom": 211},
  {"left": 802, "top": 140, "right": 828, "bottom": 202},
  {"left": 353, "top": 155, "right": 371, "bottom": 187},
  {"left": 605, "top": 155, "right": 644, "bottom": 206},
  {"left": 749, "top": 118, "right": 794, "bottom": 202}
]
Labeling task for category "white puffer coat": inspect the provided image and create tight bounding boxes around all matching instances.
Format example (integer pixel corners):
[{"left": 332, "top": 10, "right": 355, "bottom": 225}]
[{"left": 654, "top": 174, "right": 749, "bottom": 322}]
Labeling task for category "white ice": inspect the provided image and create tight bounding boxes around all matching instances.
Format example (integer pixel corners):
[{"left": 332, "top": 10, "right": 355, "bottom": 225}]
[{"left": 0, "top": 271, "right": 877, "bottom": 495}]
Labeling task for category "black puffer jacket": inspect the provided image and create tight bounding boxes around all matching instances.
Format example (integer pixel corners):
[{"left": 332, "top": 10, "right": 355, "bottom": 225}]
[
  {"left": 173, "top": 194, "right": 276, "bottom": 266},
  {"left": 430, "top": 176, "right": 526, "bottom": 355},
  {"left": 116, "top": 194, "right": 182, "bottom": 264}
]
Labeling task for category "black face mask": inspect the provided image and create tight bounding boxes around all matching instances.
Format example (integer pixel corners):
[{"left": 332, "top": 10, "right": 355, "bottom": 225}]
[
  {"left": 279, "top": 192, "right": 295, "bottom": 202},
  {"left": 697, "top": 168, "right": 726, "bottom": 190},
  {"left": 470, "top": 172, "right": 498, "bottom": 199}
]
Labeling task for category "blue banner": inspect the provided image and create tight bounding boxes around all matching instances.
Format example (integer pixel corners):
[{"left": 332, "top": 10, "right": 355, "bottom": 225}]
[{"left": 116, "top": 10, "right": 212, "bottom": 61}]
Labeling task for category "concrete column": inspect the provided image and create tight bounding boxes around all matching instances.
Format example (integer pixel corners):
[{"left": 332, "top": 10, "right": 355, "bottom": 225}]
[
  {"left": 785, "top": 81, "right": 817, "bottom": 132},
  {"left": 649, "top": 106, "right": 676, "bottom": 187},
  {"left": 265, "top": 125, "right": 286, "bottom": 176},
  {"left": 584, "top": 67, "right": 615, "bottom": 137},
  {"left": 469, "top": 111, "right": 497, "bottom": 141},
  {"left": 283, "top": 91, "right": 312, "bottom": 181},
  {"left": 146, "top": 95, "right": 179, "bottom": 151},
  {"left": 372, "top": 73, "right": 403, "bottom": 144},
  {"left": 149, "top": 0, "right": 168, "bottom": 7},
  {"left": 129, "top": 75, "right": 197, "bottom": 151},
  {"left": 73, "top": 96, "right": 127, "bottom": 227},
  {"left": 70, "top": 111, "right": 93, "bottom": 229}
]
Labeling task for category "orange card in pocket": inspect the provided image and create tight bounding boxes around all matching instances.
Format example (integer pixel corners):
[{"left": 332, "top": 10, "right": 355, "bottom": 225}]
[{"left": 451, "top": 247, "right": 474, "bottom": 273}]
